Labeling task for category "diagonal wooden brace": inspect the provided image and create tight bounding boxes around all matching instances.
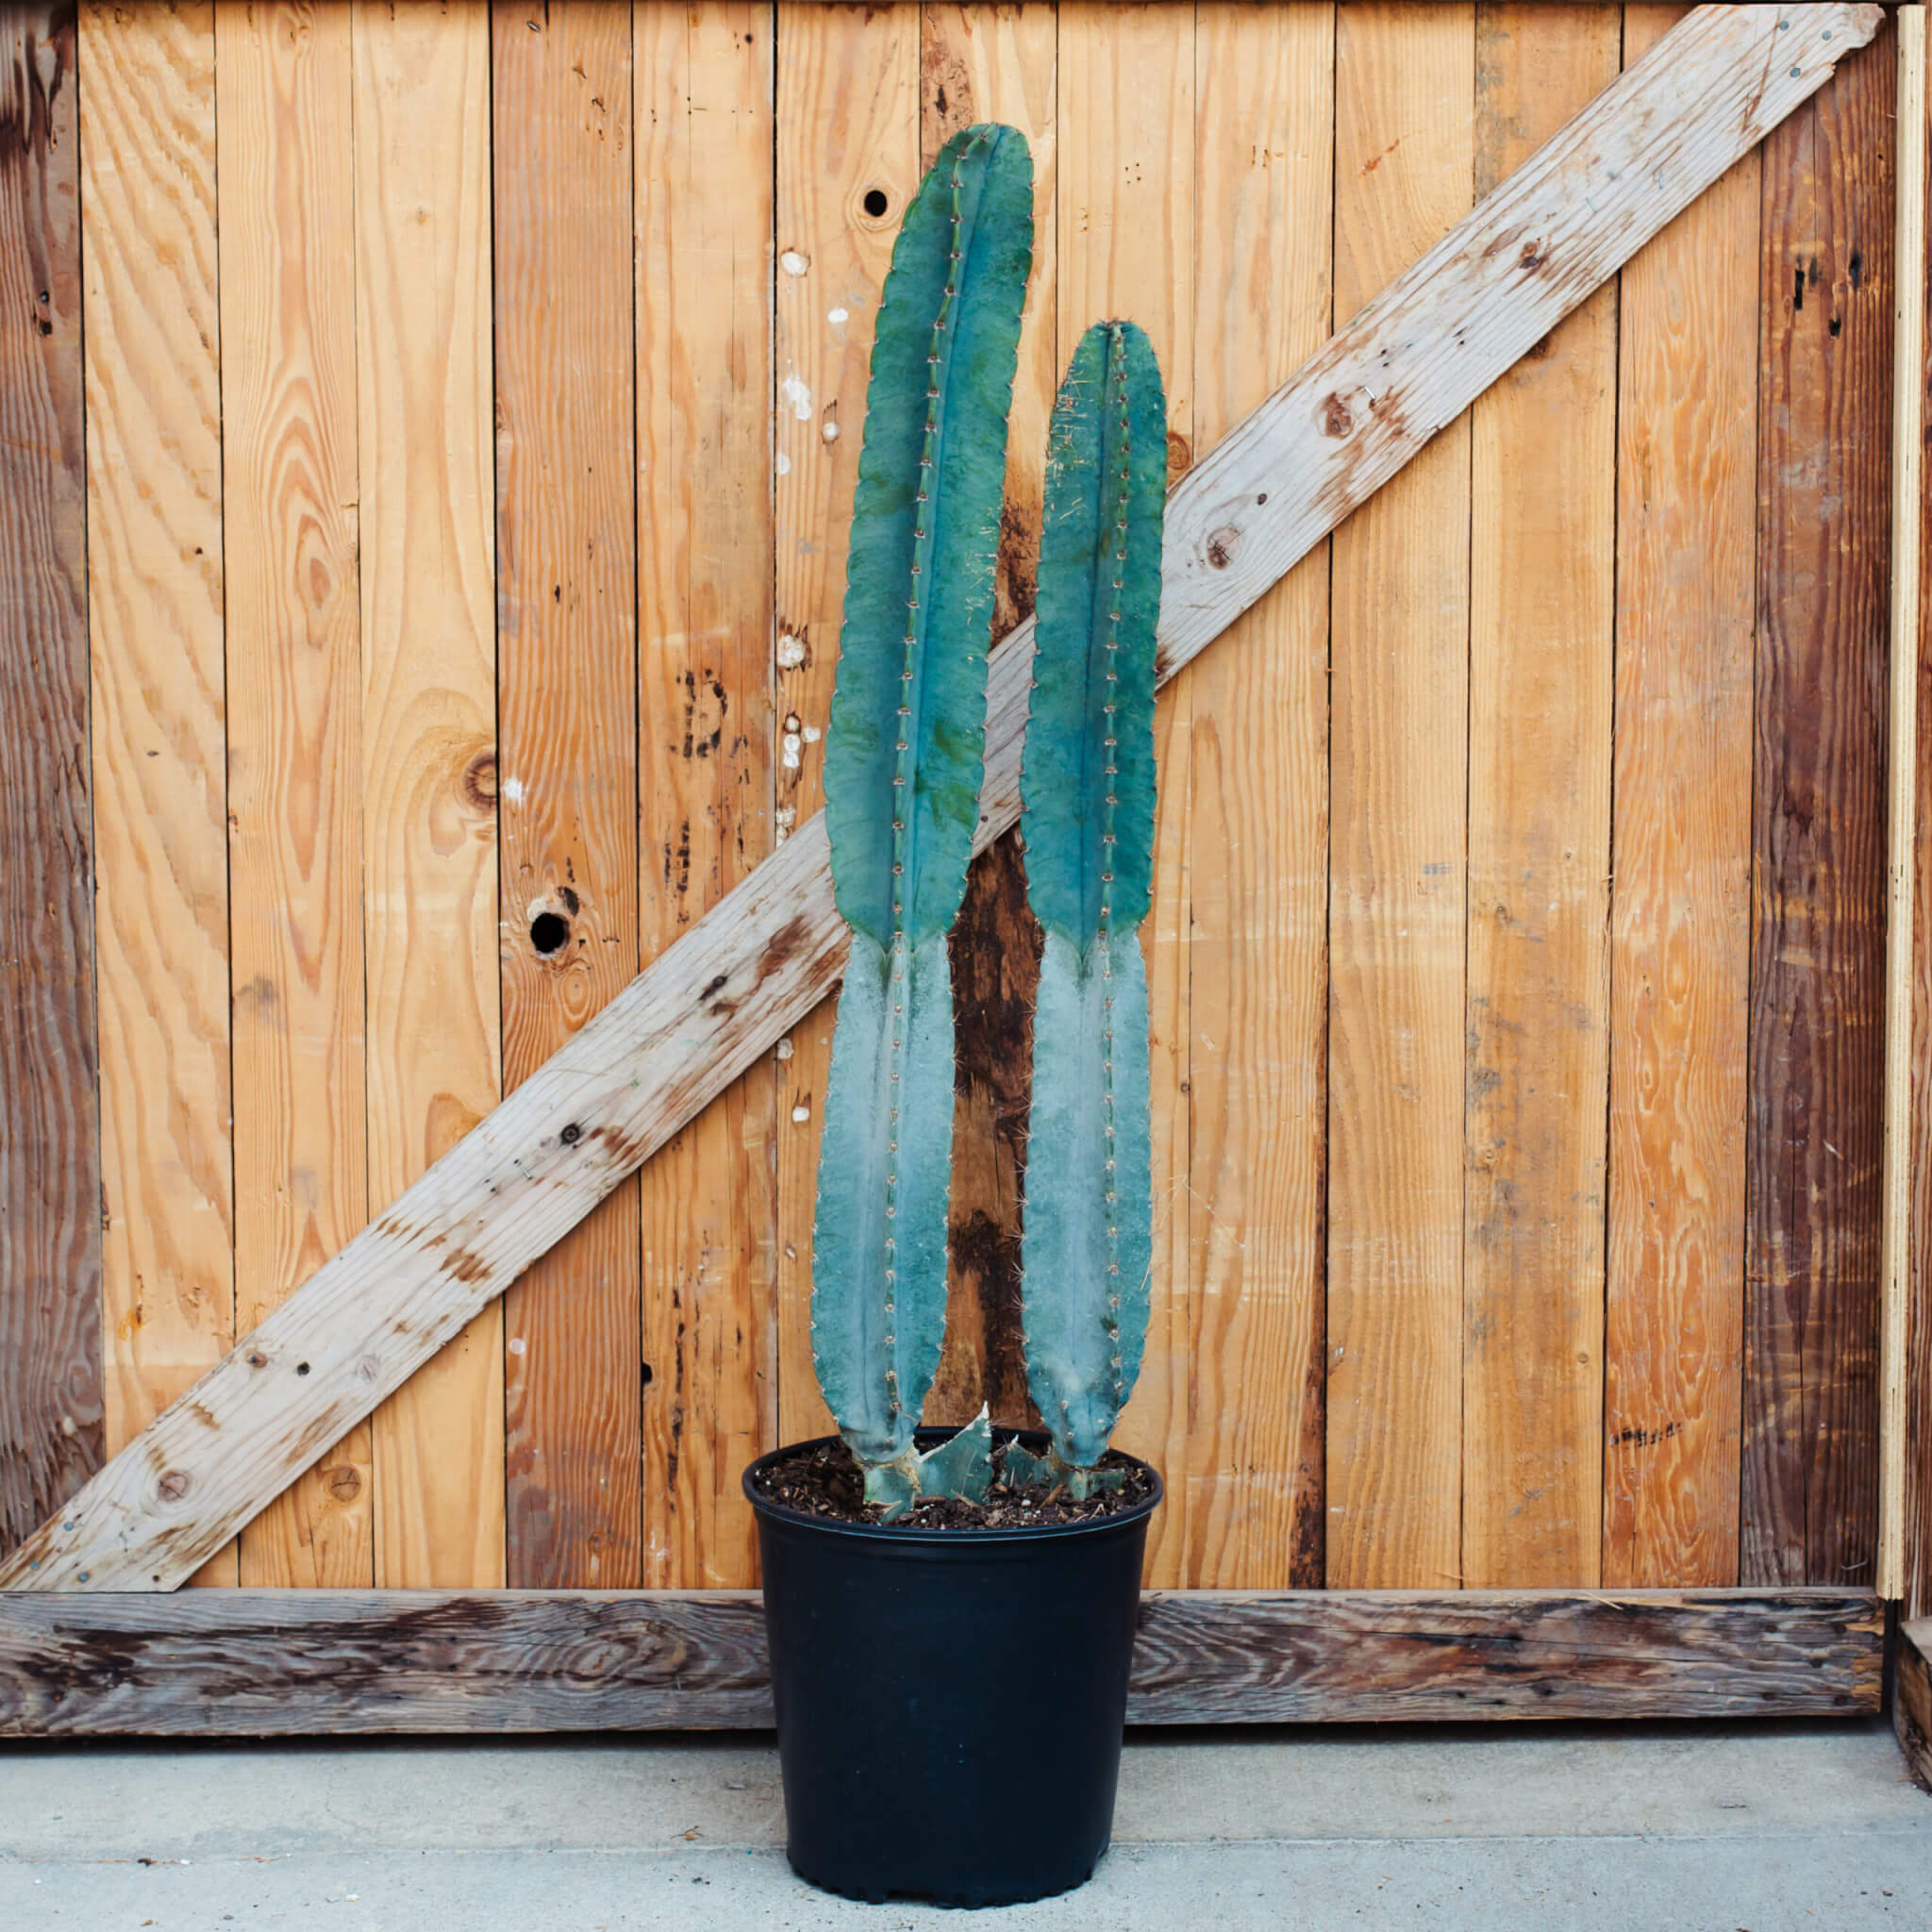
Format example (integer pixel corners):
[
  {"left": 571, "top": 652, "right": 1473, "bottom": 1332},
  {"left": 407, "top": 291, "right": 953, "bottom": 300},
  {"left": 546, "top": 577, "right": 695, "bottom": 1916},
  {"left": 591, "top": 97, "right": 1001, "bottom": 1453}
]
[{"left": 0, "top": 2, "right": 1884, "bottom": 1592}]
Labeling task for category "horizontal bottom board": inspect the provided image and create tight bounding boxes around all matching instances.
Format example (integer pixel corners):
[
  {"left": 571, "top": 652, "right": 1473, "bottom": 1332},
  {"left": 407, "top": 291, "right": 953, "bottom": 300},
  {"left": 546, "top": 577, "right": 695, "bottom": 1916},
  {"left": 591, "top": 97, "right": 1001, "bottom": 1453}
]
[{"left": 0, "top": 1587, "right": 1882, "bottom": 1735}]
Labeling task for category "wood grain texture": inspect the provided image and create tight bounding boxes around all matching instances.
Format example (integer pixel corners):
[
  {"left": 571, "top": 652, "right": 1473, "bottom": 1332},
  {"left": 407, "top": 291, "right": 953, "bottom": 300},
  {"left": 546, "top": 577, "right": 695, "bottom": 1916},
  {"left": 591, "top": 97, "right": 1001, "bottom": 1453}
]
[
  {"left": 1126, "top": 1586, "right": 1884, "bottom": 1723},
  {"left": 493, "top": 0, "right": 642, "bottom": 1590},
  {"left": 0, "top": 1586, "right": 1882, "bottom": 1733},
  {"left": 0, "top": 0, "right": 97, "bottom": 1561},
  {"left": 1603, "top": 3, "right": 1757, "bottom": 1591},
  {"left": 633, "top": 0, "right": 775, "bottom": 1589},
  {"left": 1461, "top": 2, "right": 1617, "bottom": 1590},
  {"left": 1908, "top": 0, "right": 1932, "bottom": 1624},
  {"left": 216, "top": 0, "right": 371, "bottom": 1591},
  {"left": 1897, "top": 1618, "right": 1932, "bottom": 1790},
  {"left": 77, "top": 1, "right": 227, "bottom": 1583},
  {"left": 1743, "top": 25, "right": 1894, "bottom": 1589},
  {"left": 1324, "top": 0, "right": 1474, "bottom": 1591},
  {"left": 3, "top": 0, "right": 1886, "bottom": 1595},
  {"left": 356, "top": 0, "right": 502, "bottom": 1591},
  {"left": 1056, "top": 0, "right": 1196, "bottom": 1587},
  {"left": 919, "top": 0, "right": 1055, "bottom": 1435},
  {"left": 1175, "top": 0, "right": 1330, "bottom": 1590},
  {"left": 771, "top": 0, "right": 918, "bottom": 1450},
  {"left": 1879, "top": 3, "right": 1925, "bottom": 1608}
]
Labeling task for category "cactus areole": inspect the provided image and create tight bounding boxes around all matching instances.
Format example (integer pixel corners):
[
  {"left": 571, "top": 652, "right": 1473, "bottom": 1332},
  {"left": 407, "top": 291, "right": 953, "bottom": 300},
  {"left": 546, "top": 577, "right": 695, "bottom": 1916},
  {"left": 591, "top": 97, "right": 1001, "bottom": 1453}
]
[{"left": 797, "top": 123, "right": 1164, "bottom": 1529}]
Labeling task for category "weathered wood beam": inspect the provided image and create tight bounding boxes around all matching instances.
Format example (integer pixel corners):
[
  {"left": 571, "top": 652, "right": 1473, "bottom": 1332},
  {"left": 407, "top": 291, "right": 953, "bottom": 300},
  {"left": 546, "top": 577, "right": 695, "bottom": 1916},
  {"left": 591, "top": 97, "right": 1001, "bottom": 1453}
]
[
  {"left": 0, "top": 1, "right": 1884, "bottom": 1594},
  {"left": 1897, "top": 1617, "right": 1932, "bottom": 1789},
  {"left": 0, "top": 1586, "right": 1882, "bottom": 1734}
]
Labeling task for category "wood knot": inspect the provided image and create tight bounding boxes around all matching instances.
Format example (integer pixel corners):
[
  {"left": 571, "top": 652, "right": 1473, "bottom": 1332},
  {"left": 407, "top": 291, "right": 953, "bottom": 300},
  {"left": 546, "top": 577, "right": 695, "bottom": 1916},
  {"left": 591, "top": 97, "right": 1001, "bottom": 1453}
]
[
  {"left": 1205, "top": 526, "right": 1241, "bottom": 570},
  {"left": 1518, "top": 242, "right": 1547, "bottom": 273},
  {"left": 157, "top": 1470, "right": 192, "bottom": 1503},
  {"left": 460, "top": 749, "right": 497, "bottom": 810},
  {"left": 1165, "top": 430, "right": 1191, "bottom": 482},
  {"left": 326, "top": 1464, "right": 363, "bottom": 1502},
  {"left": 246, "top": 1350, "right": 269, "bottom": 1369},
  {"left": 1322, "top": 392, "right": 1353, "bottom": 438}
]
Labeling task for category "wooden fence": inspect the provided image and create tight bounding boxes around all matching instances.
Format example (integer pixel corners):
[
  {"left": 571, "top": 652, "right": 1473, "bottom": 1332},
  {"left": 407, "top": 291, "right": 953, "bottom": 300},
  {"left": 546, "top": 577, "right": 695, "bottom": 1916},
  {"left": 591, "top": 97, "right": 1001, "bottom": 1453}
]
[{"left": 0, "top": 0, "right": 1911, "bottom": 1616}]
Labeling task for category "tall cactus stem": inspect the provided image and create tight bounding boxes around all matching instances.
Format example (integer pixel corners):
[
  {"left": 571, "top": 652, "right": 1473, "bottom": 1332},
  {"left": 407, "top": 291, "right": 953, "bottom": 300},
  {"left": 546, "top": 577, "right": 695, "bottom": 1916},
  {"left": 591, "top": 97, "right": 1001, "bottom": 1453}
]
[
  {"left": 810, "top": 124, "right": 1033, "bottom": 1507},
  {"left": 1098, "top": 322, "right": 1130, "bottom": 1412}
]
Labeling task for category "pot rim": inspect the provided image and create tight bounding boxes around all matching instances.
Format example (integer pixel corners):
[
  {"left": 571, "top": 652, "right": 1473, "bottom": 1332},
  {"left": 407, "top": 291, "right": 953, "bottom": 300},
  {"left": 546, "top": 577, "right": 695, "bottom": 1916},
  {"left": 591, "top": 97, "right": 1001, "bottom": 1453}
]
[{"left": 741, "top": 1425, "right": 1163, "bottom": 1545}]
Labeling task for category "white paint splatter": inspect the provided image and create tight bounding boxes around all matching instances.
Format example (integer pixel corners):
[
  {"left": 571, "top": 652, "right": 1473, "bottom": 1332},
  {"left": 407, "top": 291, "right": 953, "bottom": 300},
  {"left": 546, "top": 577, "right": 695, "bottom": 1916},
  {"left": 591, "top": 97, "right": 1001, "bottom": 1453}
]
[
  {"left": 775, "top": 1037, "right": 794, "bottom": 1061},
  {"left": 784, "top": 712, "right": 801, "bottom": 733},
  {"left": 821, "top": 419, "right": 840, "bottom": 442},
  {"left": 776, "top": 634, "right": 806, "bottom": 669},
  {"left": 791, "top": 1102, "right": 811, "bottom": 1124},
  {"left": 774, "top": 452, "right": 792, "bottom": 475},
  {"left": 508, "top": 1337, "right": 526, "bottom": 1356},
  {"left": 802, "top": 724, "right": 821, "bottom": 743},
  {"left": 828, "top": 306, "right": 849, "bottom": 324},
  {"left": 781, "top": 249, "right": 810, "bottom": 276},
  {"left": 776, "top": 806, "right": 798, "bottom": 828},
  {"left": 780, "top": 373, "right": 814, "bottom": 421},
  {"left": 501, "top": 775, "right": 526, "bottom": 805},
  {"left": 782, "top": 732, "right": 803, "bottom": 769}
]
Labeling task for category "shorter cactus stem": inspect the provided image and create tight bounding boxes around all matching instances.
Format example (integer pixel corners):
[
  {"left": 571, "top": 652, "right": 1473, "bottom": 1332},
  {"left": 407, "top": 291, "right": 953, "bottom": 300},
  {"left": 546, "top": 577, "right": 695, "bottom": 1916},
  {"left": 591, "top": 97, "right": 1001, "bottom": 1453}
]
[{"left": 1017, "top": 316, "right": 1165, "bottom": 1477}]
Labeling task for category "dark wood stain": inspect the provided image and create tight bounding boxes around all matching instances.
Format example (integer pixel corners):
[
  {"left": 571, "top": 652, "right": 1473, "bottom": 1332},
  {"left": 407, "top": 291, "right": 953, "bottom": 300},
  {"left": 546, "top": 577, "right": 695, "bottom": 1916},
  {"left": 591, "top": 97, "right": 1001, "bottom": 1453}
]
[
  {"left": 914, "top": 25, "right": 1045, "bottom": 1434},
  {"left": 1742, "top": 43, "right": 1893, "bottom": 1589},
  {"left": 0, "top": 2, "right": 101, "bottom": 1560}
]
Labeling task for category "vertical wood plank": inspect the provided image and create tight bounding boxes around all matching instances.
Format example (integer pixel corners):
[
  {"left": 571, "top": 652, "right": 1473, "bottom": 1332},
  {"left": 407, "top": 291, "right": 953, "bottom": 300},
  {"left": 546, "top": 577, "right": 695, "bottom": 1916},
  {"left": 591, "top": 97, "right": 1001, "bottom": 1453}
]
[
  {"left": 78, "top": 1, "right": 232, "bottom": 1584},
  {"left": 1879, "top": 1, "right": 1926, "bottom": 1610},
  {"left": 1744, "top": 29, "right": 1894, "bottom": 1588},
  {"left": 1324, "top": 0, "right": 1473, "bottom": 1591},
  {"left": 356, "top": 0, "right": 502, "bottom": 1590},
  {"left": 0, "top": 0, "right": 100, "bottom": 1558},
  {"left": 918, "top": 0, "right": 1055, "bottom": 1431},
  {"left": 634, "top": 0, "right": 776, "bottom": 1589},
  {"left": 1603, "top": 1, "right": 1758, "bottom": 1591},
  {"left": 772, "top": 0, "right": 918, "bottom": 1450},
  {"left": 1177, "top": 0, "right": 1331, "bottom": 1589},
  {"left": 218, "top": 0, "right": 371, "bottom": 1590},
  {"left": 493, "top": 0, "right": 642, "bottom": 1589},
  {"left": 1907, "top": 1, "right": 1932, "bottom": 1623},
  {"left": 1054, "top": 0, "right": 1195, "bottom": 1586},
  {"left": 1460, "top": 1, "right": 1618, "bottom": 1590}
]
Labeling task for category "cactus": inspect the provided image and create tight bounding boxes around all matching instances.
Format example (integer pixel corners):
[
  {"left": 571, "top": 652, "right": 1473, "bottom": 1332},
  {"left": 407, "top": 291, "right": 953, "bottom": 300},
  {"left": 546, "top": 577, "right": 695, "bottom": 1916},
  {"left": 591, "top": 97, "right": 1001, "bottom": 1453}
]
[
  {"left": 1012, "top": 320, "right": 1165, "bottom": 1499},
  {"left": 811, "top": 125, "right": 1034, "bottom": 1518}
]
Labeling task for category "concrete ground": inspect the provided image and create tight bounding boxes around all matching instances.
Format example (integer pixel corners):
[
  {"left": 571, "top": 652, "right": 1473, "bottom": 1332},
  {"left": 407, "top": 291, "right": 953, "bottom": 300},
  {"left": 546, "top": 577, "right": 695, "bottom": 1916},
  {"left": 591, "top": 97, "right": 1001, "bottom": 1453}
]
[{"left": 3, "top": 1720, "right": 1929, "bottom": 1931}]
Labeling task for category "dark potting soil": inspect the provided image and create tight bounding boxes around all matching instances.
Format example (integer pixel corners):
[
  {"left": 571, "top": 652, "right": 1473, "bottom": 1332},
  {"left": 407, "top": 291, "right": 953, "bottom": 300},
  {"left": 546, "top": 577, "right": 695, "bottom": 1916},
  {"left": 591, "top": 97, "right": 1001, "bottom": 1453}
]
[{"left": 752, "top": 1436, "right": 1155, "bottom": 1529}]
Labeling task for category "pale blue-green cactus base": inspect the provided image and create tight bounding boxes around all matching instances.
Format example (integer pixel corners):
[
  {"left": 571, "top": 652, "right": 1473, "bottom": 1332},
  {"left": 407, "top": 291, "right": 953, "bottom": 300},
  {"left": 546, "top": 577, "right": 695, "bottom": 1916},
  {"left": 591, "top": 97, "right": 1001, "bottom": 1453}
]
[
  {"left": 861, "top": 1406, "right": 996, "bottom": 1522},
  {"left": 999, "top": 1437, "right": 1125, "bottom": 1501}
]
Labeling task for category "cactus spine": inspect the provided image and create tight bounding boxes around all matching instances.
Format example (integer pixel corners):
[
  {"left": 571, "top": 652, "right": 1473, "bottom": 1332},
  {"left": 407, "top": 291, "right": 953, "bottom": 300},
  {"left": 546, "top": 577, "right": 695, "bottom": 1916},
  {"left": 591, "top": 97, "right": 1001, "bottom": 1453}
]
[
  {"left": 1015, "top": 320, "right": 1165, "bottom": 1496},
  {"left": 812, "top": 125, "right": 1033, "bottom": 1517}
]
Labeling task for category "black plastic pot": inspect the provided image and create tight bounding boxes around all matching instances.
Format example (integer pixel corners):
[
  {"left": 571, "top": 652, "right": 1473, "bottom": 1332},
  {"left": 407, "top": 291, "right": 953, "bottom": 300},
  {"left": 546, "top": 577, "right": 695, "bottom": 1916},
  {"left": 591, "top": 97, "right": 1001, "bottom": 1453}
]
[{"left": 743, "top": 1428, "right": 1161, "bottom": 1907}]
